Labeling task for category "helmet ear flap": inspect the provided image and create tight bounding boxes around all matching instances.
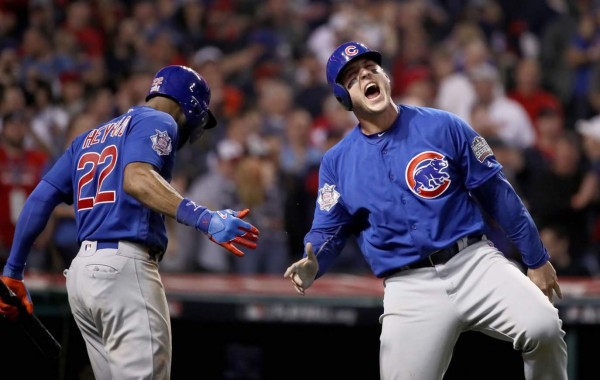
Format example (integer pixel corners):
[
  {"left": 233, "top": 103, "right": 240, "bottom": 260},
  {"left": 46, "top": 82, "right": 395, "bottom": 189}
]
[{"left": 333, "top": 83, "right": 352, "bottom": 111}]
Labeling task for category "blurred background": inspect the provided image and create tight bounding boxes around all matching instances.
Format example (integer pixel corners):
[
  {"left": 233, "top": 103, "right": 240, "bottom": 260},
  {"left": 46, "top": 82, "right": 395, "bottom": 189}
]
[{"left": 2, "top": 0, "right": 600, "bottom": 379}]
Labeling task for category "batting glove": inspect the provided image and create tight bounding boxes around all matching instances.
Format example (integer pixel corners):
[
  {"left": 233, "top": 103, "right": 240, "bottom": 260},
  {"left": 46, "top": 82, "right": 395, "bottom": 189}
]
[
  {"left": 176, "top": 198, "right": 260, "bottom": 257},
  {"left": 0, "top": 276, "right": 33, "bottom": 321}
]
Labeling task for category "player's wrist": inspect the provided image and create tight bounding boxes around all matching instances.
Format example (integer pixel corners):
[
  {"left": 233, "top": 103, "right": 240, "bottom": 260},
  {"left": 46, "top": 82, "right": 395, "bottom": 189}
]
[
  {"left": 2, "top": 264, "right": 24, "bottom": 280},
  {"left": 176, "top": 198, "right": 211, "bottom": 232}
]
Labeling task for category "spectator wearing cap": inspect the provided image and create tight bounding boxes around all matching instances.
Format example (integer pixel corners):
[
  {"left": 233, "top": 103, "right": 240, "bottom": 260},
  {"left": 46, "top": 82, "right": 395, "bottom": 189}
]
[
  {"left": 171, "top": 139, "right": 246, "bottom": 273},
  {"left": 191, "top": 46, "right": 245, "bottom": 119},
  {"left": 468, "top": 63, "right": 536, "bottom": 149}
]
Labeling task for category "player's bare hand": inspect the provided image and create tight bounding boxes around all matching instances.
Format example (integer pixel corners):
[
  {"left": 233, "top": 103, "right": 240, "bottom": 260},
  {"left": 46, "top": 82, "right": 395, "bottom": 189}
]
[
  {"left": 527, "top": 261, "right": 562, "bottom": 302},
  {"left": 284, "top": 242, "right": 319, "bottom": 295}
]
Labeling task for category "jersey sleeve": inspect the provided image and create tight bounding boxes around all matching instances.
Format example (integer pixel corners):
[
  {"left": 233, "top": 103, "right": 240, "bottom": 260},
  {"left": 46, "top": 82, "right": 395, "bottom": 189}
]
[
  {"left": 122, "top": 112, "right": 178, "bottom": 170},
  {"left": 448, "top": 114, "right": 503, "bottom": 189},
  {"left": 41, "top": 145, "right": 76, "bottom": 204},
  {"left": 3, "top": 180, "right": 67, "bottom": 279},
  {"left": 304, "top": 154, "right": 354, "bottom": 278},
  {"left": 471, "top": 172, "right": 550, "bottom": 268}
]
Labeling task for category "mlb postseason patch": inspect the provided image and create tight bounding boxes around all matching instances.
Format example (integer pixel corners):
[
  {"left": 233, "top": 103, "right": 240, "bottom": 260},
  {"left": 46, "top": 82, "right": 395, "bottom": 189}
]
[
  {"left": 471, "top": 136, "right": 493, "bottom": 163},
  {"left": 150, "top": 129, "right": 172, "bottom": 156},
  {"left": 317, "top": 183, "right": 340, "bottom": 212}
]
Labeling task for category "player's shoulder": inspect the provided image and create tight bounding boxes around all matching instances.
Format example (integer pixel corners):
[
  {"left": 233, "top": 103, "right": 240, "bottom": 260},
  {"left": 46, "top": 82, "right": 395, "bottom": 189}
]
[
  {"left": 321, "top": 127, "right": 360, "bottom": 161},
  {"left": 128, "top": 106, "right": 178, "bottom": 133},
  {"left": 402, "top": 104, "right": 462, "bottom": 122},
  {"left": 402, "top": 105, "right": 469, "bottom": 135},
  {"left": 130, "top": 106, "right": 175, "bottom": 123}
]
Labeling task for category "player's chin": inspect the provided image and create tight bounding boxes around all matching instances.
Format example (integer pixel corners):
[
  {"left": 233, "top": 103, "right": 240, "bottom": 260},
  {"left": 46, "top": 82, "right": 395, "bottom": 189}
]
[{"left": 363, "top": 97, "right": 387, "bottom": 113}]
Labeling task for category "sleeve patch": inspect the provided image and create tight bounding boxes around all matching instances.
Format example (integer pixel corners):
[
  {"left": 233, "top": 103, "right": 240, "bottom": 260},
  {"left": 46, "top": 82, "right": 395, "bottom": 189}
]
[
  {"left": 317, "top": 183, "right": 340, "bottom": 212},
  {"left": 150, "top": 129, "right": 172, "bottom": 156},
  {"left": 471, "top": 136, "right": 493, "bottom": 163}
]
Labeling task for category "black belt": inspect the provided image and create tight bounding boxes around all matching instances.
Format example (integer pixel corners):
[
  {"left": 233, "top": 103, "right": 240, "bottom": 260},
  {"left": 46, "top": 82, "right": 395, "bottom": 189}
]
[
  {"left": 95, "top": 241, "right": 163, "bottom": 262},
  {"left": 388, "top": 234, "right": 484, "bottom": 275}
]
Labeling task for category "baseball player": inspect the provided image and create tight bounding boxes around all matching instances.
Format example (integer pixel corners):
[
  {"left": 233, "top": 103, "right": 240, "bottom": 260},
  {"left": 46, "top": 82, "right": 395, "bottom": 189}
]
[
  {"left": 284, "top": 42, "right": 568, "bottom": 379},
  {"left": 0, "top": 65, "right": 260, "bottom": 379}
]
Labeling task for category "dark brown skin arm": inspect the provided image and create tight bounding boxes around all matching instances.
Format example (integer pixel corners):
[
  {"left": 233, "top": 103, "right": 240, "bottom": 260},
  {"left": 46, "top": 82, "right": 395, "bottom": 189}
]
[{"left": 123, "top": 161, "right": 183, "bottom": 218}]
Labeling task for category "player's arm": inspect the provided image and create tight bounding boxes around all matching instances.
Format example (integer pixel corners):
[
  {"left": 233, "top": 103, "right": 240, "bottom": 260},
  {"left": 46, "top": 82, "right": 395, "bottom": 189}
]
[
  {"left": 123, "top": 162, "right": 259, "bottom": 256},
  {"left": 470, "top": 172, "right": 562, "bottom": 301},
  {"left": 284, "top": 157, "right": 353, "bottom": 294},
  {"left": 470, "top": 172, "right": 548, "bottom": 268},
  {"left": 123, "top": 162, "right": 183, "bottom": 217},
  {"left": 284, "top": 225, "right": 352, "bottom": 295}
]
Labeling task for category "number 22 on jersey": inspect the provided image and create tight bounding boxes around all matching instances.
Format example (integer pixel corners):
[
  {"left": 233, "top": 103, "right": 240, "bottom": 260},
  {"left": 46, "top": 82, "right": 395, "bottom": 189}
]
[{"left": 76, "top": 145, "right": 118, "bottom": 211}]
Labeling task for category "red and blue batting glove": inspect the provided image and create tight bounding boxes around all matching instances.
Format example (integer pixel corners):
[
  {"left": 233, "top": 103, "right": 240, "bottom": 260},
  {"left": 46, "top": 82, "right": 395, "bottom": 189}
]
[
  {"left": 176, "top": 198, "right": 260, "bottom": 257},
  {"left": 0, "top": 276, "right": 34, "bottom": 321}
]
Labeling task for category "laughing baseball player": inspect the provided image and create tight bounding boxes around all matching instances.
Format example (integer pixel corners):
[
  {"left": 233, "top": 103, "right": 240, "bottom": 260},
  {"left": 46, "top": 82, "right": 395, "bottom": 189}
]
[
  {"left": 0, "top": 65, "right": 260, "bottom": 379},
  {"left": 284, "top": 42, "right": 568, "bottom": 379}
]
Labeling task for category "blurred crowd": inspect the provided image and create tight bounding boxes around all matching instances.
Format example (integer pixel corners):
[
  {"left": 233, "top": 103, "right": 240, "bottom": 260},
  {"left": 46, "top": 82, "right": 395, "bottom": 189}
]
[{"left": 2, "top": 0, "right": 600, "bottom": 277}]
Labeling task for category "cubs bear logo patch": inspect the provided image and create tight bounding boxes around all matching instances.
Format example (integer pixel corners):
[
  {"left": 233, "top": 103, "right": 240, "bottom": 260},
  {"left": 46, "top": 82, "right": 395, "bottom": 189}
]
[
  {"left": 405, "top": 151, "right": 451, "bottom": 199},
  {"left": 150, "top": 129, "right": 172, "bottom": 156},
  {"left": 317, "top": 183, "right": 340, "bottom": 212}
]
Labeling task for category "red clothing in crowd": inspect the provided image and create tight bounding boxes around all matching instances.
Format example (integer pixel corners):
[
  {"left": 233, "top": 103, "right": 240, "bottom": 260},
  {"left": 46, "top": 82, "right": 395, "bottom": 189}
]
[{"left": 0, "top": 147, "right": 48, "bottom": 253}]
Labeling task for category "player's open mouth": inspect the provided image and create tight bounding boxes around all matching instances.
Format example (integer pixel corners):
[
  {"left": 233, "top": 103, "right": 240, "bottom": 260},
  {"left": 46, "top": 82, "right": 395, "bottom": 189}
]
[{"left": 364, "top": 83, "right": 380, "bottom": 100}]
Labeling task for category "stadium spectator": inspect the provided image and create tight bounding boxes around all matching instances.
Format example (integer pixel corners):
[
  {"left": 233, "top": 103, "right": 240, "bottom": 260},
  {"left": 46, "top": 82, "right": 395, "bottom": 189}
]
[
  {"left": 0, "top": 112, "right": 49, "bottom": 269},
  {"left": 508, "top": 57, "right": 564, "bottom": 140},
  {"left": 468, "top": 63, "right": 536, "bottom": 149},
  {"left": 541, "top": 224, "right": 595, "bottom": 277}
]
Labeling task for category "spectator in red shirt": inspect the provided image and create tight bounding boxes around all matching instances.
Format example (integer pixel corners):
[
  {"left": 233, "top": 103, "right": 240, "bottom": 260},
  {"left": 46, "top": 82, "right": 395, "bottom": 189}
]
[
  {"left": 508, "top": 57, "right": 564, "bottom": 140},
  {"left": 0, "top": 112, "right": 49, "bottom": 267}
]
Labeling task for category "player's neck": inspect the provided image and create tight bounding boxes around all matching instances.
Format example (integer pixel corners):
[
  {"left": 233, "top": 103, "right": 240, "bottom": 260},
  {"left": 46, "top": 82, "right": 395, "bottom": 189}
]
[{"left": 358, "top": 104, "right": 399, "bottom": 135}]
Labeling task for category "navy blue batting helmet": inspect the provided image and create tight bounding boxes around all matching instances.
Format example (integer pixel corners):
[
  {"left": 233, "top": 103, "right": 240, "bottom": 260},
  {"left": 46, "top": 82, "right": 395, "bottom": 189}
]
[
  {"left": 326, "top": 41, "right": 382, "bottom": 111},
  {"left": 146, "top": 65, "right": 217, "bottom": 148}
]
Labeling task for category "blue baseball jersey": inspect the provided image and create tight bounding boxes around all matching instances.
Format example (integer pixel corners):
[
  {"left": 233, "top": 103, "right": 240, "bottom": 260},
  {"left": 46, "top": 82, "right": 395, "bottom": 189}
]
[
  {"left": 306, "top": 105, "right": 504, "bottom": 277},
  {"left": 42, "top": 106, "right": 178, "bottom": 252}
]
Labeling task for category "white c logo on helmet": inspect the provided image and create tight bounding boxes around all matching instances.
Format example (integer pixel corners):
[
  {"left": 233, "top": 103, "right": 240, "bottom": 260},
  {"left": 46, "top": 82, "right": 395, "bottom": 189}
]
[{"left": 344, "top": 45, "right": 359, "bottom": 57}]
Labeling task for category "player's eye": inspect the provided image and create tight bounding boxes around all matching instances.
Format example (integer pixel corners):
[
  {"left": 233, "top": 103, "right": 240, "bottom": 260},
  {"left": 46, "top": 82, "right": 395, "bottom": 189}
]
[
  {"left": 346, "top": 78, "right": 358, "bottom": 89},
  {"left": 342, "top": 69, "right": 358, "bottom": 87}
]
